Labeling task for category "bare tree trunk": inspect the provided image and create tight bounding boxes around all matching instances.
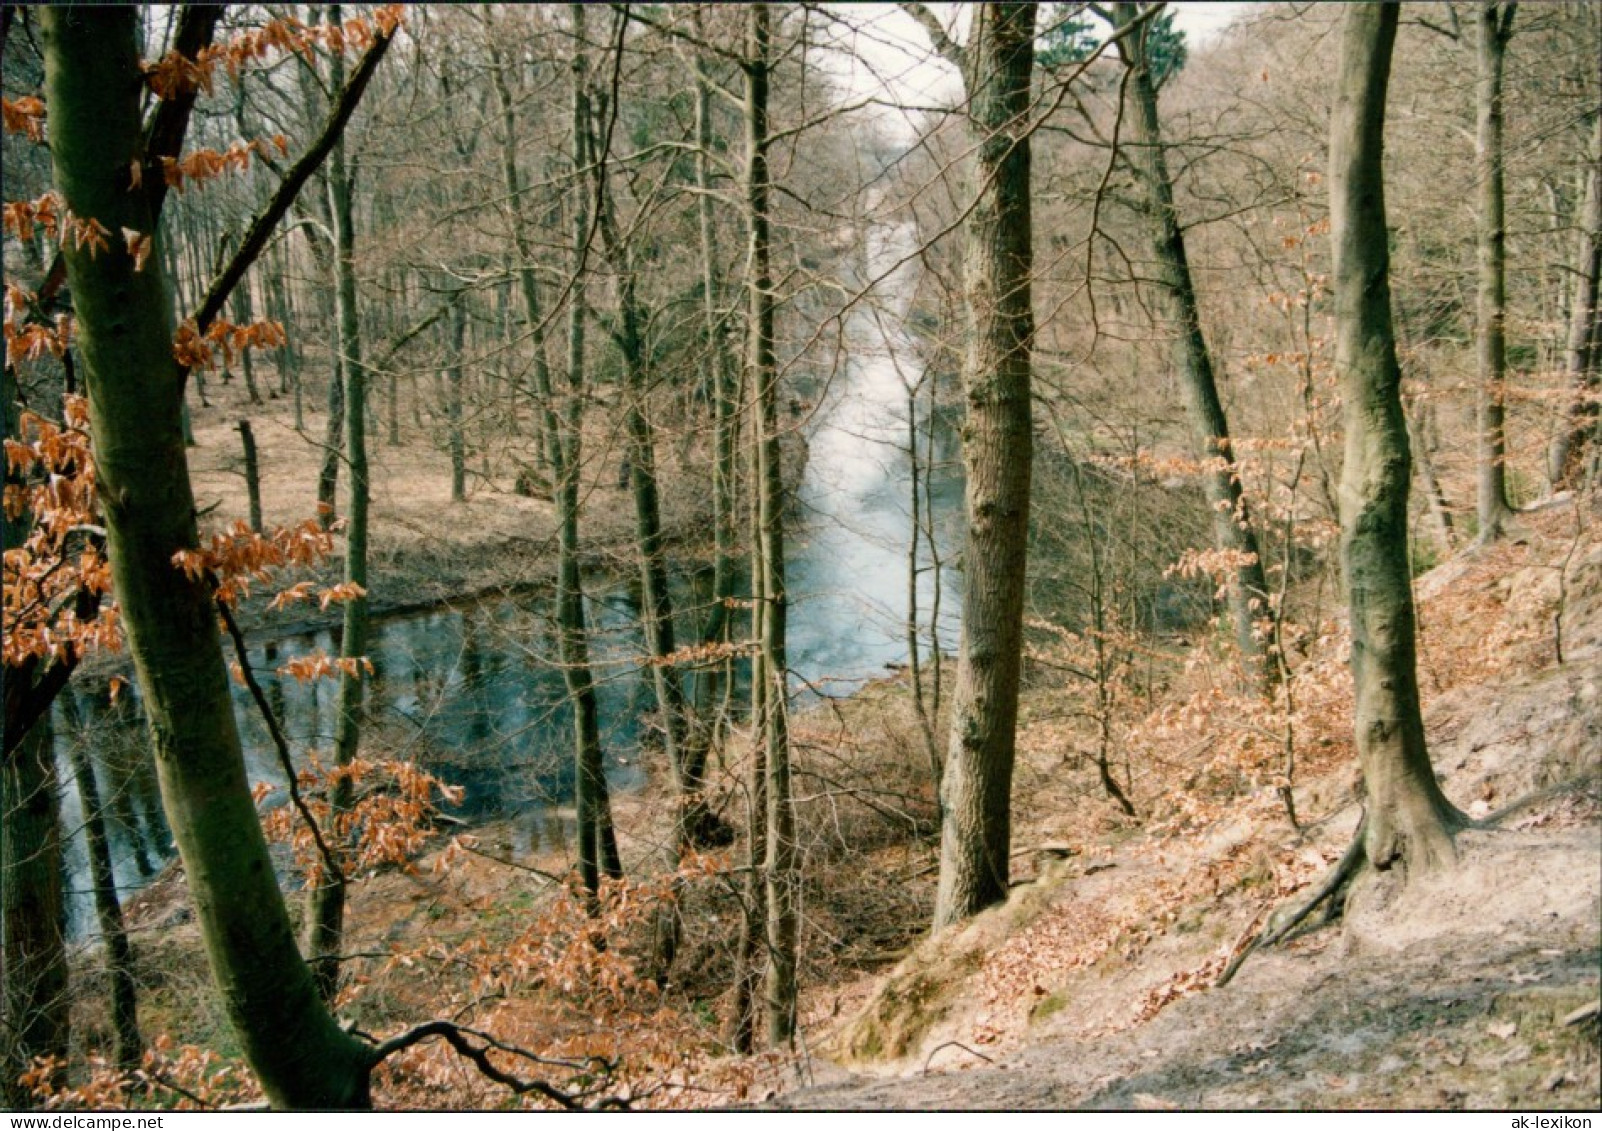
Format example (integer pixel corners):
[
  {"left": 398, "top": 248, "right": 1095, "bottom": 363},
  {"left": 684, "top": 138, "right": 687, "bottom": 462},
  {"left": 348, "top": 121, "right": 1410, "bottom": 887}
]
[
  {"left": 313, "top": 223, "right": 343, "bottom": 527},
  {"left": 1475, "top": 2, "right": 1517, "bottom": 541},
  {"left": 1406, "top": 402, "right": 1457, "bottom": 551},
  {"left": 593, "top": 168, "right": 691, "bottom": 814},
  {"left": 737, "top": 6, "right": 798, "bottom": 1048},
  {"left": 41, "top": 8, "right": 375, "bottom": 1105},
  {"left": 232, "top": 277, "right": 262, "bottom": 405},
  {"left": 728, "top": 389, "right": 769, "bottom": 1055},
  {"left": 690, "top": 5, "right": 737, "bottom": 840},
  {"left": 590, "top": 150, "right": 698, "bottom": 974},
  {"left": 308, "top": 31, "right": 369, "bottom": 998},
  {"left": 486, "top": 36, "right": 551, "bottom": 472},
  {"left": 238, "top": 418, "right": 263, "bottom": 533},
  {"left": 494, "top": 16, "right": 617, "bottom": 904},
  {"left": 1, "top": 720, "right": 67, "bottom": 1106},
  {"left": 1549, "top": 97, "right": 1602, "bottom": 487},
  {"left": 1330, "top": 2, "right": 1467, "bottom": 875},
  {"left": 447, "top": 292, "right": 467, "bottom": 503},
  {"left": 927, "top": 1, "right": 1038, "bottom": 929},
  {"left": 1115, "top": 0, "right": 1273, "bottom": 689},
  {"left": 908, "top": 379, "right": 941, "bottom": 786},
  {"left": 566, "top": 8, "right": 622, "bottom": 901}
]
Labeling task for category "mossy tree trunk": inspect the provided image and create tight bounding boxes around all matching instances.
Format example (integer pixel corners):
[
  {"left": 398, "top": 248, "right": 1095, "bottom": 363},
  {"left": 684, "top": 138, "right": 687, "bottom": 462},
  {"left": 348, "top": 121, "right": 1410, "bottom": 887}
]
[
  {"left": 40, "top": 7, "right": 374, "bottom": 1107},
  {"left": 1329, "top": 2, "right": 1468, "bottom": 875}
]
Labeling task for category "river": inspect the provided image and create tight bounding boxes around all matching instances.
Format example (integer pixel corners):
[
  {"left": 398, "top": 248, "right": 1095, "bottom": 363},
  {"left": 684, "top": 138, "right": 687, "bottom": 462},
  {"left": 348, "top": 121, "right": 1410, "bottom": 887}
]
[{"left": 52, "top": 221, "right": 963, "bottom": 935}]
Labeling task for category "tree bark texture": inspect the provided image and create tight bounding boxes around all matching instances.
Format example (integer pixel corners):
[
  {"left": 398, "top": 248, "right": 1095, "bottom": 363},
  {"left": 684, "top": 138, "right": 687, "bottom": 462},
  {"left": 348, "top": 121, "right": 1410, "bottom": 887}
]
[
  {"left": 1329, "top": 3, "right": 1467, "bottom": 876},
  {"left": 934, "top": 1, "right": 1037, "bottom": 929},
  {"left": 567, "top": 9, "right": 622, "bottom": 900},
  {"left": 41, "top": 7, "right": 374, "bottom": 1107},
  {"left": 1475, "top": 3, "right": 1517, "bottom": 539},
  {"left": 743, "top": 6, "right": 798, "bottom": 1048}
]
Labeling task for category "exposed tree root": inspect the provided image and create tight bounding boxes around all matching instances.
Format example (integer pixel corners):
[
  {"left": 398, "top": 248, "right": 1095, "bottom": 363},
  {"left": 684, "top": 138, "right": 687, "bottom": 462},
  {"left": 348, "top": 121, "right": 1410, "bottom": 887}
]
[{"left": 1215, "top": 814, "right": 1369, "bottom": 988}]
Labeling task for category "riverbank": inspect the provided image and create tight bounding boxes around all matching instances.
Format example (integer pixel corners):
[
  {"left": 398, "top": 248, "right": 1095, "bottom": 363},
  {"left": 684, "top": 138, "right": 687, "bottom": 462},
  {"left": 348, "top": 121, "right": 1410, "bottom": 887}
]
[{"left": 182, "top": 381, "right": 818, "bottom": 641}]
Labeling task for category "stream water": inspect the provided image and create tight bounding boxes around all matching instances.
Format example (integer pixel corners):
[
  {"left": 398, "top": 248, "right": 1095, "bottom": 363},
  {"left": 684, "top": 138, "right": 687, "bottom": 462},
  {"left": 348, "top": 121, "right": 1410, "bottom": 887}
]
[{"left": 51, "top": 222, "right": 964, "bottom": 935}]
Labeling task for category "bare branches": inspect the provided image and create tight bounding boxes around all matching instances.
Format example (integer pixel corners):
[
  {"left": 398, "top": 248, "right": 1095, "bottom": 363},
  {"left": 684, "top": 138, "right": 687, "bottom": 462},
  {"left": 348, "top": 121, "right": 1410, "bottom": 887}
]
[
  {"left": 214, "top": 594, "right": 347, "bottom": 893},
  {"left": 900, "top": 2, "right": 965, "bottom": 73},
  {"left": 183, "top": 18, "right": 400, "bottom": 389},
  {"left": 368, "top": 1021, "right": 623, "bottom": 1110}
]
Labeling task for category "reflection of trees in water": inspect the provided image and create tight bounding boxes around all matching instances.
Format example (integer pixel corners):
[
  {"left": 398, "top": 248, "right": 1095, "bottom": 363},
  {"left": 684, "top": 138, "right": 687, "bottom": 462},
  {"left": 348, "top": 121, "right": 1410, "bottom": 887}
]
[
  {"left": 56, "top": 525, "right": 953, "bottom": 911},
  {"left": 53, "top": 685, "right": 174, "bottom": 938}
]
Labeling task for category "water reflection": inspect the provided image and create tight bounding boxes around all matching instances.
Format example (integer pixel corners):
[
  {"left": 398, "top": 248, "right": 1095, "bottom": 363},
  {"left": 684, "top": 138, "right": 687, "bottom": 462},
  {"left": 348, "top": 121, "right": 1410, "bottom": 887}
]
[{"left": 50, "top": 219, "right": 967, "bottom": 933}]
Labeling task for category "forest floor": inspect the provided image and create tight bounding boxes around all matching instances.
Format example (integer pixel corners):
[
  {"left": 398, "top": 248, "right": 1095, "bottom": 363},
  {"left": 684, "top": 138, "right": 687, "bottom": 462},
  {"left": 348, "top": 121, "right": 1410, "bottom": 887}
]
[
  {"left": 772, "top": 498, "right": 1602, "bottom": 1111},
  {"left": 181, "top": 376, "right": 720, "bottom": 636}
]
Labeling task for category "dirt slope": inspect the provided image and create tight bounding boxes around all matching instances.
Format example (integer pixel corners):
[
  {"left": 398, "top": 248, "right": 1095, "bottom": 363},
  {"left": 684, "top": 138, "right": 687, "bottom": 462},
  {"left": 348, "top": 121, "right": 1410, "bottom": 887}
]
[{"left": 773, "top": 509, "right": 1602, "bottom": 1111}]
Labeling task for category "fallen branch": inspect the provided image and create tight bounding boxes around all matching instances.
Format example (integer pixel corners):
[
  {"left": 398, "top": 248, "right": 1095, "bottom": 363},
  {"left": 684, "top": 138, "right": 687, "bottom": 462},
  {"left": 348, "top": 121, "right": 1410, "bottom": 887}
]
[
  {"left": 456, "top": 840, "right": 564, "bottom": 885},
  {"left": 367, "top": 1021, "right": 623, "bottom": 1110},
  {"left": 921, "top": 1040, "right": 995, "bottom": 1075}
]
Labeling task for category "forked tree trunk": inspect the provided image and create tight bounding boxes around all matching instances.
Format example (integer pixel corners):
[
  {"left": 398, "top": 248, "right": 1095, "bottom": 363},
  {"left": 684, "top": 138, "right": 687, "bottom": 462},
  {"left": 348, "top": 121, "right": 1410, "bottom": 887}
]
[
  {"left": 492, "top": 17, "right": 617, "bottom": 905},
  {"left": 932, "top": 1, "right": 1037, "bottom": 929},
  {"left": 1115, "top": 0, "right": 1274, "bottom": 689},
  {"left": 486, "top": 36, "right": 551, "bottom": 473},
  {"left": 40, "top": 7, "right": 374, "bottom": 1106},
  {"left": 1475, "top": 2, "right": 1517, "bottom": 540},
  {"left": 1329, "top": 3, "right": 1467, "bottom": 874},
  {"left": 593, "top": 171, "right": 691, "bottom": 816},
  {"left": 591, "top": 163, "right": 697, "bottom": 975}
]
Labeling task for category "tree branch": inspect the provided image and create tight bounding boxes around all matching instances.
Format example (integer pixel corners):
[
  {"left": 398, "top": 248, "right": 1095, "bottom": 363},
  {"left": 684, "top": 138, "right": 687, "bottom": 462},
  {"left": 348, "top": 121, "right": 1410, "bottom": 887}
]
[
  {"left": 140, "top": 5, "right": 224, "bottom": 220},
  {"left": 182, "top": 20, "right": 399, "bottom": 391},
  {"left": 367, "top": 1021, "right": 624, "bottom": 1110},
  {"left": 900, "top": 2, "right": 965, "bottom": 71},
  {"left": 32, "top": 5, "right": 221, "bottom": 312},
  {"left": 214, "top": 594, "right": 346, "bottom": 892}
]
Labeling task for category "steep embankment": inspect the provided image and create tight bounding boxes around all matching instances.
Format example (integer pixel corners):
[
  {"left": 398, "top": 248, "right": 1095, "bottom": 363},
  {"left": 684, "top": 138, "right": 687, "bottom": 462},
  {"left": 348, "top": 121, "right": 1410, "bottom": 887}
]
[{"left": 779, "top": 503, "right": 1602, "bottom": 1110}]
